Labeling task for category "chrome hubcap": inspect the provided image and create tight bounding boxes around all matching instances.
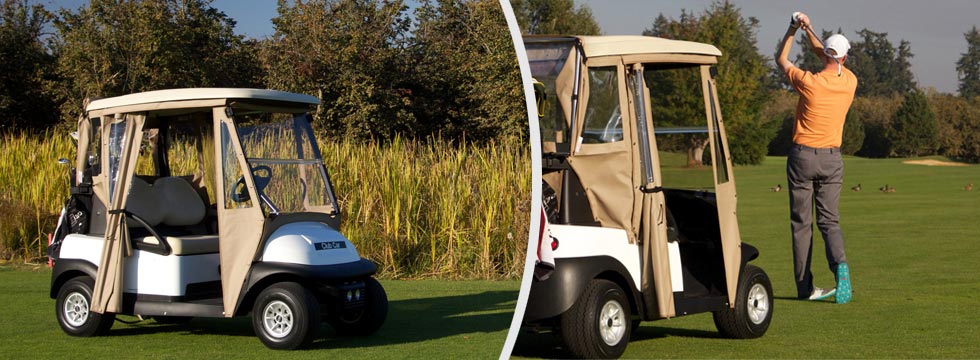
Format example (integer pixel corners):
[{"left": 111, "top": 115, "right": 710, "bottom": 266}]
[
  {"left": 599, "top": 299, "right": 626, "bottom": 346},
  {"left": 63, "top": 292, "right": 90, "bottom": 327},
  {"left": 262, "top": 300, "right": 294, "bottom": 338},
  {"left": 747, "top": 283, "right": 769, "bottom": 325}
]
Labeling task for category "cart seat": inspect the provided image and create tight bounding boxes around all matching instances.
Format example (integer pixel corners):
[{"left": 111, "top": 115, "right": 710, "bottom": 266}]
[
  {"left": 126, "top": 176, "right": 207, "bottom": 228},
  {"left": 136, "top": 235, "right": 220, "bottom": 255}
]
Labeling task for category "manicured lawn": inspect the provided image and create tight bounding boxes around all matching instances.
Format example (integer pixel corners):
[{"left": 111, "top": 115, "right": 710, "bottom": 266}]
[
  {"left": 515, "top": 156, "right": 980, "bottom": 358},
  {"left": 0, "top": 265, "right": 518, "bottom": 359}
]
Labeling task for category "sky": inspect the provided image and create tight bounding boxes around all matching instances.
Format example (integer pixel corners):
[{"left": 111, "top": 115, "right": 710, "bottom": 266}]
[
  {"left": 38, "top": 0, "right": 979, "bottom": 94},
  {"left": 579, "top": 0, "right": 980, "bottom": 95}
]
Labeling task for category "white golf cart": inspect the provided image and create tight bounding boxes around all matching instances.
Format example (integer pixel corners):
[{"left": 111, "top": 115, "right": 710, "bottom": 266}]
[
  {"left": 48, "top": 88, "right": 387, "bottom": 350},
  {"left": 525, "top": 36, "right": 773, "bottom": 358}
]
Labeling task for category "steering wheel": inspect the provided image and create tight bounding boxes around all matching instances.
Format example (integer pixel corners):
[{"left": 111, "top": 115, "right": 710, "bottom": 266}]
[{"left": 229, "top": 165, "right": 273, "bottom": 203}]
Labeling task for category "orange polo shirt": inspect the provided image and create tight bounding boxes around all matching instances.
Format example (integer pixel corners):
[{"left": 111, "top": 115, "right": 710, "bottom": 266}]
[{"left": 786, "top": 66, "right": 858, "bottom": 148}]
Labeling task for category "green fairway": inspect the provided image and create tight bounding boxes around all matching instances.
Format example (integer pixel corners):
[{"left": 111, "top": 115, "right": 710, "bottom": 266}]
[
  {"left": 0, "top": 265, "right": 517, "bottom": 359},
  {"left": 516, "top": 156, "right": 980, "bottom": 358}
]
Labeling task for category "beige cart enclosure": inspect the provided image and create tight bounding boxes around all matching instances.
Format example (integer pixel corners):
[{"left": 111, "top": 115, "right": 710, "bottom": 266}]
[
  {"left": 75, "top": 89, "right": 329, "bottom": 316},
  {"left": 529, "top": 36, "right": 742, "bottom": 318}
]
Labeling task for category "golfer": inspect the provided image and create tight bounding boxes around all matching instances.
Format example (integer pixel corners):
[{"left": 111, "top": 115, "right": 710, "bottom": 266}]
[{"left": 776, "top": 12, "right": 854, "bottom": 304}]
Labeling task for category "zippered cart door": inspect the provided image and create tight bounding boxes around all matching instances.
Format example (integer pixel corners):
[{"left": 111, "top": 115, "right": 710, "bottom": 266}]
[{"left": 702, "top": 66, "right": 742, "bottom": 307}]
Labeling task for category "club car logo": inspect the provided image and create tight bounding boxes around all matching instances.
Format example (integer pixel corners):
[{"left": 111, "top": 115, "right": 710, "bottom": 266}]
[{"left": 314, "top": 241, "right": 347, "bottom": 251}]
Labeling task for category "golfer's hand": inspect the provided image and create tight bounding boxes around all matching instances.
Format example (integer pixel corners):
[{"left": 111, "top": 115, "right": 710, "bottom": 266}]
[{"left": 794, "top": 12, "right": 811, "bottom": 29}]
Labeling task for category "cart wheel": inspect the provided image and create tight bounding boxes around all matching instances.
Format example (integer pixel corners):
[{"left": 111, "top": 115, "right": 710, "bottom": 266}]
[
  {"left": 560, "top": 279, "right": 631, "bottom": 359},
  {"left": 252, "top": 282, "right": 321, "bottom": 350},
  {"left": 56, "top": 277, "right": 115, "bottom": 337},
  {"left": 713, "top": 265, "right": 773, "bottom": 339},
  {"left": 328, "top": 278, "right": 388, "bottom": 336}
]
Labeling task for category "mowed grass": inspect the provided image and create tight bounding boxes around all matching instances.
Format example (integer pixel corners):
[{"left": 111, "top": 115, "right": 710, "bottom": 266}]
[
  {"left": 0, "top": 264, "right": 518, "bottom": 359},
  {"left": 516, "top": 155, "right": 980, "bottom": 358}
]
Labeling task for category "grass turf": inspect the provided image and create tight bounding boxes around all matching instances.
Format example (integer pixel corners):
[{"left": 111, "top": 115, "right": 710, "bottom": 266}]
[
  {"left": 0, "top": 264, "right": 518, "bottom": 359},
  {"left": 515, "top": 155, "right": 980, "bottom": 358}
]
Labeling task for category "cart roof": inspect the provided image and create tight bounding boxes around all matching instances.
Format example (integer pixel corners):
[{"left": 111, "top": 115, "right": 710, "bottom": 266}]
[
  {"left": 526, "top": 35, "right": 722, "bottom": 58},
  {"left": 86, "top": 88, "right": 319, "bottom": 112}
]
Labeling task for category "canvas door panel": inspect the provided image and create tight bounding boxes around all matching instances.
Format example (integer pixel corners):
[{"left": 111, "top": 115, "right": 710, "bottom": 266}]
[
  {"left": 92, "top": 113, "right": 145, "bottom": 313},
  {"left": 214, "top": 107, "right": 266, "bottom": 316},
  {"left": 630, "top": 64, "right": 675, "bottom": 319},
  {"left": 567, "top": 61, "right": 636, "bottom": 236},
  {"left": 702, "top": 66, "right": 741, "bottom": 306}
]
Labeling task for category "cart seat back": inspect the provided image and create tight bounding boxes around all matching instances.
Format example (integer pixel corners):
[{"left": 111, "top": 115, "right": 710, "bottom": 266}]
[
  {"left": 154, "top": 176, "right": 206, "bottom": 226},
  {"left": 125, "top": 176, "right": 206, "bottom": 227}
]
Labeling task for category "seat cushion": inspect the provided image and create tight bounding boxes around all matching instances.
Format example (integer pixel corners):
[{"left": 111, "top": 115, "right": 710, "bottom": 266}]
[
  {"left": 154, "top": 176, "right": 206, "bottom": 226},
  {"left": 137, "top": 235, "right": 219, "bottom": 255},
  {"left": 126, "top": 177, "right": 164, "bottom": 227}
]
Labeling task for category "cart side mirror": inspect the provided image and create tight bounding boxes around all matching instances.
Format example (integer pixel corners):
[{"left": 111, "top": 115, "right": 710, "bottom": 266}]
[{"left": 58, "top": 158, "right": 70, "bottom": 165}]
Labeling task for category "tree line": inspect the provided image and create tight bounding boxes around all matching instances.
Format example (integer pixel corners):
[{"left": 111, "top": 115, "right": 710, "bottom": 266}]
[
  {"left": 0, "top": 0, "right": 527, "bottom": 142},
  {"left": 515, "top": 0, "right": 980, "bottom": 163}
]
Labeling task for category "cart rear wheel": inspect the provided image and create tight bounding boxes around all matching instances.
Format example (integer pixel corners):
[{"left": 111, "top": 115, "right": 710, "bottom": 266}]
[
  {"left": 560, "top": 279, "right": 631, "bottom": 359},
  {"left": 56, "top": 277, "right": 115, "bottom": 337},
  {"left": 713, "top": 265, "right": 772, "bottom": 339},
  {"left": 328, "top": 278, "right": 388, "bottom": 336},
  {"left": 252, "top": 282, "right": 320, "bottom": 350}
]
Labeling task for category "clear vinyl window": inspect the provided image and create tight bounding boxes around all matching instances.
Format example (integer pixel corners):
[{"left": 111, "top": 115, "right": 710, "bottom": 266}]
[{"left": 581, "top": 66, "right": 623, "bottom": 144}]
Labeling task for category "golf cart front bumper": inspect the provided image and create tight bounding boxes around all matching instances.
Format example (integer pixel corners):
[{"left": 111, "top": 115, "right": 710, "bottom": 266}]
[{"left": 248, "top": 258, "right": 378, "bottom": 285}]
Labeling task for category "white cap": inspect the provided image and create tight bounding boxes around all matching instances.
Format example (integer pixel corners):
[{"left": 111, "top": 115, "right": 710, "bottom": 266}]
[{"left": 824, "top": 34, "right": 850, "bottom": 59}]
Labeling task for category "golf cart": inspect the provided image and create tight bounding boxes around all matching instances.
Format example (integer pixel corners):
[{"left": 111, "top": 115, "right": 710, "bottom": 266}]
[
  {"left": 48, "top": 88, "right": 387, "bottom": 350},
  {"left": 524, "top": 36, "right": 772, "bottom": 358}
]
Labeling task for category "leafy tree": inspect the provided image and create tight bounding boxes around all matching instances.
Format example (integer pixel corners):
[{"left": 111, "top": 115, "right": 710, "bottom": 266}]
[
  {"left": 853, "top": 95, "right": 901, "bottom": 158},
  {"left": 644, "top": 1, "right": 770, "bottom": 165},
  {"left": 840, "top": 110, "right": 864, "bottom": 155},
  {"left": 888, "top": 90, "right": 936, "bottom": 157},
  {"left": 52, "top": 0, "right": 262, "bottom": 121},
  {"left": 412, "top": 0, "right": 526, "bottom": 140},
  {"left": 956, "top": 26, "right": 980, "bottom": 99},
  {"left": 262, "top": 0, "right": 414, "bottom": 140},
  {"left": 510, "top": 0, "right": 599, "bottom": 35},
  {"left": 929, "top": 91, "right": 980, "bottom": 162},
  {"left": 0, "top": 0, "right": 58, "bottom": 130},
  {"left": 847, "top": 29, "right": 916, "bottom": 97}
]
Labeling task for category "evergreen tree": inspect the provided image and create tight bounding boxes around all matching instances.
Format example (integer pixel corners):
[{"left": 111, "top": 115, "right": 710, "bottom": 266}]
[
  {"left": 848, "top": 29, "right": 916, "bottom": 97},
  {"left": 956, "top": 26, "right": 980, "bottom": 99},
  {"left": 889, "top": 90, "right": 936, "bottom": 157}
]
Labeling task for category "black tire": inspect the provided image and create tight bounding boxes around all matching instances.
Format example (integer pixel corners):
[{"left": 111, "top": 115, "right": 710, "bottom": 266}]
[
  {"left": 713, "top": 265, "right": 773, "bottom": 339},
  {"left": 560, "top": 279, "right": 631, "bottom": 359},
  {"left": 55, "top": 277, "right": 115, "bottom": 337},
  {"left": 328, "top": 278, "right": 388, "bottom": 336},
  {"left": 153, "top": 316, "right": 193, "bottom": 325},
  {"left": 251, "top": 282, "right": 321, "bottom": 350}
]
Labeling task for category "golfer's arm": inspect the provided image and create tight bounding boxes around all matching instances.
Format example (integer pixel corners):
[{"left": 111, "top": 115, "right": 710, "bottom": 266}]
[
  {"left": 776, "top": 26, "right": 796, "bottom": 73},
  {"left": 804, "top": 26, "right": 825, "bottom": 58}
]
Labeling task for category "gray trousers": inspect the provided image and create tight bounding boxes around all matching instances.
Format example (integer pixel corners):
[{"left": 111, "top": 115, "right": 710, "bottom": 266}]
[{"left": 787, "top": 144, "right": 847, "bottom": 298}]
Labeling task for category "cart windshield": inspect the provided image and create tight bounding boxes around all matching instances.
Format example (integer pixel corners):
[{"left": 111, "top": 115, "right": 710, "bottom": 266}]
[{"left": 236, "top": 113, "right": 338, "bottom": 216}]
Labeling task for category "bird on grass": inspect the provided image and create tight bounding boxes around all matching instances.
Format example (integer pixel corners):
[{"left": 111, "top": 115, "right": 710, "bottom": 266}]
[
  {"left": 770, "top": 184, "right": 782, "bottom": 192},
  {"left": 966, "top": 183, "right": 974, "bottom": 191},
  {"left": 851, "top": 183, "right": 862, "bottom": 192},
  {"left": 880, "top": 184, "right": 896, "bottom": 193}
]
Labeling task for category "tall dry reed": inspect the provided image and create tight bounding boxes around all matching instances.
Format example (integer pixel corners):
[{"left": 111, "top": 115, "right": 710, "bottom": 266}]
[{"left": 0, "top": 131, "right": 530, "bottom": 279}]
